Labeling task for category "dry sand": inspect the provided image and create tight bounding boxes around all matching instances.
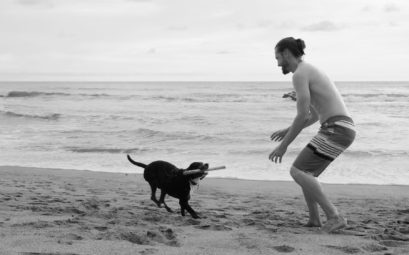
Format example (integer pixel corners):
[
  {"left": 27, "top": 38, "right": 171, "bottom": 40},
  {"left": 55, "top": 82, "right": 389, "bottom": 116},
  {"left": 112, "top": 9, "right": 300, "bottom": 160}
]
[{"left": 0, "top": 166, "right": 408, "bottom": 255}]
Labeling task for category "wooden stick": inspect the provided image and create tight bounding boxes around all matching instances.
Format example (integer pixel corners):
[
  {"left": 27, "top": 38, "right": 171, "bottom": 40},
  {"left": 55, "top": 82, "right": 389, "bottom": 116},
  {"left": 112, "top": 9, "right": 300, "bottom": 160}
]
[{"left": 183, "top": 166, "right": 226, "bottom": 175}]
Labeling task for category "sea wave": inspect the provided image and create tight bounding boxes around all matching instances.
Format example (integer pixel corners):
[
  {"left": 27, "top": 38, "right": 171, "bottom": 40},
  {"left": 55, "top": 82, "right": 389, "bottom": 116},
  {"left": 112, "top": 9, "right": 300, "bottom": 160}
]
[
  {"left": 149, "top": 94, "right": 256, "bottom": 103},
  {"left": 60, "top": 128, "right": 228, "bottom": 144},
  {"left": 228, "top": 148, "right": 270, "bottom": 155},
  {"left": 343, "top": 93, "right": 409, "bottom": 99},
  {"left": 4, "top": 91, "right": 110, "bottom": 98},
  {"left": 344, "top": 149, "right": 409, "bottom": 157},
  {"left": 226, "top": 148, "right": 409, "bottom": 158},
  {"left": 6, "top": 91, "right": 71, "bottom": 98},
  {"left": 0, "top": 110, "right": 61, "bottom": 120},
  {"left": 3, "top": 90, "right": 271, "bottom": 103},
  {"left": 65, "top": 147, "right": 150, "bottom": 154},
  {"left": 134, "top": 128, "right": 224, "bottom": 142}
]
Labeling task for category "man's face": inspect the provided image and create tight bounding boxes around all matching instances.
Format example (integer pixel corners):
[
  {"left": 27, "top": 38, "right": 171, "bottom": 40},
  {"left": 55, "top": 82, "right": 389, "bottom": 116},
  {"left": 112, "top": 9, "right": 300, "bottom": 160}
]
[{"left": 275, "top": 49, "right": 290, "bottom": 75}]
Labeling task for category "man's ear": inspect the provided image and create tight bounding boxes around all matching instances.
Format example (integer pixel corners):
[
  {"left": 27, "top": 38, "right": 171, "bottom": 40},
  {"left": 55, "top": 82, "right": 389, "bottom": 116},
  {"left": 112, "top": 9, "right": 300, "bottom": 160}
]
[{"left": 282, "top": 48, "right": 290, "bottom": 58}]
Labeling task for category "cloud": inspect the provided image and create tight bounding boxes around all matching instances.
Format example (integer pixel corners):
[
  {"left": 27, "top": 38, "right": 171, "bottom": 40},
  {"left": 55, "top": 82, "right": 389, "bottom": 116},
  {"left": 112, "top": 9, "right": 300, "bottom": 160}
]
[
  {"left": 147, "top": 48, "right": 156, "bottom": 54},
  {"left": 16, "top": 0, "right": 53, "bottom": 8},
  {"left": 384, "top": 3, "right": 399, "bottom": 12},
  {"left": 18, "top": 0, "right": 48, "bottom": 5},
  {"left": 257, "top": 19, "right": 273, "bottom": 28},
  {"left": 210, "top": 10, "right": 235, "bottom": 19},
  {"left": 301, "top": 21, "right": 344, "bottom": 32},
  {"left": 236, "top": 23, "right": 246, "bottom": 30},
  {"left": 361, "top": 5, "right": 373, "bottom": 12},
  {"left": 167, "top": 26, "right": 188, "bottom": 31},
  {"left": 216, "top": 50, "right": 231, "bottom": 55},
  {"left": 11, "top": 0, "right": 161, "bottom": 15}
]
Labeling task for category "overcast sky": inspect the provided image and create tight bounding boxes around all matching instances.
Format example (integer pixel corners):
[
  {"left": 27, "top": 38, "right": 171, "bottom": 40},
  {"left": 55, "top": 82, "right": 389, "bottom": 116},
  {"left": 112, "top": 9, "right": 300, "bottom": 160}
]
[{"left": 0, "top": 0, "right": 408, "bottom": 81}]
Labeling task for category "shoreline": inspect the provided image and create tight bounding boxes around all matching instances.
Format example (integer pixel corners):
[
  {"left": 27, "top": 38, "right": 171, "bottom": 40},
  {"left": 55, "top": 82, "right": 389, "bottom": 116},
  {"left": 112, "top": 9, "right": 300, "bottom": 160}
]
[
  {"left": 1, "top": 165, "right": 407, "bottom": 188},
  {"left": 0, "top": 165, "right": 408, "bottom": 254}
]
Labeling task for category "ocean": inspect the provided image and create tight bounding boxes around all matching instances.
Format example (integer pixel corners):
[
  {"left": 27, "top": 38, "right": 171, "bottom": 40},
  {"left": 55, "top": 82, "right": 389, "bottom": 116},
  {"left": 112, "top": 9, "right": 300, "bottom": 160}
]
[{"left": 0, "top": 81, "right": 408, "bottom": 185}]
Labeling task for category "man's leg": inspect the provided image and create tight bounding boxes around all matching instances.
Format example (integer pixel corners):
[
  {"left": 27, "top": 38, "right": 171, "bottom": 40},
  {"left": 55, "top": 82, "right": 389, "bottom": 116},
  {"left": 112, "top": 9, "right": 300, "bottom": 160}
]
[
  {"left": 290, "top": 166, "right": 346, "bottom": 232},
  {"left": 302, "top": 187, "right": 322, "bottom": 227}
]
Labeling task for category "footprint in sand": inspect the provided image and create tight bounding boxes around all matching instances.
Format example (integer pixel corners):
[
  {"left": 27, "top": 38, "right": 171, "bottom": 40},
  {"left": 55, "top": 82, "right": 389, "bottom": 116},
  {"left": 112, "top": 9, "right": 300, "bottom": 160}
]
[
  {"left": 241, "top": 218, "right": 256, "bottom": 226},
  {"left": 102, "top": 227, "right": 180, "bottom": 247},
  {"left": 139, "top": 248, "right": 158, "bottom": 255},
  {"left": 324, "top": 245, "right": 362, "bottom": 254},
  {"left": 56, "top": 233, "right": 83, "bottom": 245},
  {"left": 183, "top": 218, "right": 201, "bottom": 225},
  {"left": 18, "top": 253, "right": 80, "bottom": 255},
  {"left": 362, "top": 243, "right": 388, "bottom": 252},
  {"left": 195, "top": 223, "right": 233, "bottom": 231},
  {"left": 116, "top": 231, "right": 150, "bottom": 245},
  {"left": 147, "top": 227, "right": 180, "bottom": 247},
  {"left": 273, "top": 245, "right": 295, "bottom": 253},
  {"left": 94, "top": 226, "right": 108, "bottom": 231},
  {"left": 378, "top": 240, "right": 409, "bottom": 247},
  {"left": 377, "top": 231, "right": 409, "bottom": 242},
  {"left": 337, "top": 229, "right": 367, "bottom": 237},
  {"left": 237, "top": 234, "right": 258, "bottom": 250},
  {"left": 11, "top": 221, "right": 54, "bottom": 229}
]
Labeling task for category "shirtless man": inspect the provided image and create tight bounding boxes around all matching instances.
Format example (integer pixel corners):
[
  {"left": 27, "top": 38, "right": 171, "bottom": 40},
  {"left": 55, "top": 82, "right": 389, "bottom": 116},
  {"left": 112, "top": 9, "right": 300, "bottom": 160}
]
[{"left": 269, "top": 37, "right": 356, "bottom": 233}]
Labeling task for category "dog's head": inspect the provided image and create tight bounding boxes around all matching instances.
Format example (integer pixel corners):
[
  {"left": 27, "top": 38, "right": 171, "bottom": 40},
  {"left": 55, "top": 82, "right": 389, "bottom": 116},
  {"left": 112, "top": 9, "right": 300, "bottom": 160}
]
[{"left": 185, "top": 162, "right": 209, "bottom": 186}]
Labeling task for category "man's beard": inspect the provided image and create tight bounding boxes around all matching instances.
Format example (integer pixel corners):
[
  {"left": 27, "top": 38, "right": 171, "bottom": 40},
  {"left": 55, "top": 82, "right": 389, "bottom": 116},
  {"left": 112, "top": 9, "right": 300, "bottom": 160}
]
[
  {"left": 280, "top": 60, "right": 290, "bottom": 74},
  {"left": 282, "top": 66, "right": 290, "bottom": 75}
]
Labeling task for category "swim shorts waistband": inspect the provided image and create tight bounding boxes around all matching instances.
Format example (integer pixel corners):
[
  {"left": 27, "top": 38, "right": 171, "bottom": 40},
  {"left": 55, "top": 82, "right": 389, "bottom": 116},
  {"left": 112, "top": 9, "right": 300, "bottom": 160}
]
[{"left": 321, "top": 115, "right": 354, "bottom": 130}]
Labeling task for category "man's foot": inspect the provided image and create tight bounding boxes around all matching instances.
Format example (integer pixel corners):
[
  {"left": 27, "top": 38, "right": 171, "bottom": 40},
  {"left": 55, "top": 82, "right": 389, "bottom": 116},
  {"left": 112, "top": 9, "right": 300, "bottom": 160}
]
[
  {"left": 304, "top": 221, "right": 322, "bottom": 228},
  {"left": 322, "top": 216, "right": 347, "bottom": 233}
]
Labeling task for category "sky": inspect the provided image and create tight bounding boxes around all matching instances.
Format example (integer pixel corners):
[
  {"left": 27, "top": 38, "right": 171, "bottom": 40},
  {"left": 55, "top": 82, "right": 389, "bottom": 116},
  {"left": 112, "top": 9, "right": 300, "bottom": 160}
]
[{"left": 0, "top": 0, "right": 408, "bottom": 81}]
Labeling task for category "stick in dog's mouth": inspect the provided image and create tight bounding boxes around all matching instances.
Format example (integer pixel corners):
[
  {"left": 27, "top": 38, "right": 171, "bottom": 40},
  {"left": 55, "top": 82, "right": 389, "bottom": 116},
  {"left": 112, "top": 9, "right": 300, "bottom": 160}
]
[{"left": 183, "top": 166, "right": 226, "bottom": 175}]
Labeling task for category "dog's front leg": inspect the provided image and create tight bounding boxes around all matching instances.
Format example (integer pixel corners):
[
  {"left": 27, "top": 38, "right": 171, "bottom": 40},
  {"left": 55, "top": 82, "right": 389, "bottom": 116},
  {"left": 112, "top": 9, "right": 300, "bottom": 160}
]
[
  {"left": 180, "top": 199, "right": 199, "bottom": 219},
  {"left": 179, "top": 200, "right": 186, "bottom": 216},
  {"left": 159, "top": 190, "right": 173, "bottom": 213}
]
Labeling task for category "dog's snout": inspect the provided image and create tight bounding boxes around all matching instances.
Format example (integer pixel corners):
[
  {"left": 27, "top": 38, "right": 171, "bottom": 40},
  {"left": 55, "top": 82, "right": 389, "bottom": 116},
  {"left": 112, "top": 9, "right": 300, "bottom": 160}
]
[{"left": 202, "top": 163, "right": 209, "bottom": 170}]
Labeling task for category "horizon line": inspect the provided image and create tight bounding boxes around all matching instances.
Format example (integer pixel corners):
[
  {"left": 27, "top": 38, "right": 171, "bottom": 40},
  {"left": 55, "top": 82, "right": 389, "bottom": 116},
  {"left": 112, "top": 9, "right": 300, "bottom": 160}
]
[{"left": 1, "top": 80, "right": 408, "bottom": 83}]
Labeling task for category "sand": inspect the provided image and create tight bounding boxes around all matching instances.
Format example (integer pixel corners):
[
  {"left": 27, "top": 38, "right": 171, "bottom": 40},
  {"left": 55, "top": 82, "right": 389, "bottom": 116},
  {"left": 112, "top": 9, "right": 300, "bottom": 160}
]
[{"left": 0, "top": 166, "right": 408, "bottom": 255}]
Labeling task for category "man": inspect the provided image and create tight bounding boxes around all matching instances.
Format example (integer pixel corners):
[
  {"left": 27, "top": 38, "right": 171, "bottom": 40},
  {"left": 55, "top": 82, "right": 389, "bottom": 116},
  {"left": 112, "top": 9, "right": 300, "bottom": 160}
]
[{"left": 269, "top": 37, "right": 356, "bottom": 233}]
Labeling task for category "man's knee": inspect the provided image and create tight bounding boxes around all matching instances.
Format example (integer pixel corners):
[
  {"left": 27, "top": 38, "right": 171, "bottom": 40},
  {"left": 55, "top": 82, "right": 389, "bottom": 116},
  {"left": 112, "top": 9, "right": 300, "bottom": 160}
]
[
  {"left": 290, "top": 165, "right": 314, "bottom": 179},
  {"left": 290, "top": 166, "right": 302, "bottom": 180}
]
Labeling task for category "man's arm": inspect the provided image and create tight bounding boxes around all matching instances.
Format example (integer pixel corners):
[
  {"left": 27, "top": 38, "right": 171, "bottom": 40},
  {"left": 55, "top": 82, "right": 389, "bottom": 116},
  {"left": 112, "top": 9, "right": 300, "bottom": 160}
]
[
  {"left": 304, "top": 106, "right": 319, "bottom": 128},
  {"left": 279, "top": 71, "right": 311, "bottom": 149},
  {"left": 272, "top": 106, "right": 318, "bottom": 142}
]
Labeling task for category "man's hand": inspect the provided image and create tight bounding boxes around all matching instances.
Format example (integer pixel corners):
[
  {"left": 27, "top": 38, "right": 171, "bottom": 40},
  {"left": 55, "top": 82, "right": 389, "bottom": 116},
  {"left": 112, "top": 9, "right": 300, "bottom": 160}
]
[
  {"left": 283, "top": 91, "right": 297, "bottom": 101},
  {"left": 269, "top": 145, "right": 287, "bottom": 163},
  {"left": 271, "top": 128, "right": 289, "bottom": 142}
]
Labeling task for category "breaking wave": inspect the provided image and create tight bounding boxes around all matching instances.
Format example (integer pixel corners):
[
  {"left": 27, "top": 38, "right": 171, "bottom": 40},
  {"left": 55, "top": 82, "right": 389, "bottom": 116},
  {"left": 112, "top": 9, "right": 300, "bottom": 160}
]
[
  {"left": 1, "top": 110, "right": 61, "bottom": 120},
  {"left": 5, "top": 91, "right": 110, "bottom": 98}
]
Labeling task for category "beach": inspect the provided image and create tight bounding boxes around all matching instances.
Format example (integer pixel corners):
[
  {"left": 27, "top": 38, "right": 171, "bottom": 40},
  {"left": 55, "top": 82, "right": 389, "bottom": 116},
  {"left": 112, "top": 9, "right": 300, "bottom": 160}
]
[{"left": 0, "top": 166, "right": 408, "bottom": 255}]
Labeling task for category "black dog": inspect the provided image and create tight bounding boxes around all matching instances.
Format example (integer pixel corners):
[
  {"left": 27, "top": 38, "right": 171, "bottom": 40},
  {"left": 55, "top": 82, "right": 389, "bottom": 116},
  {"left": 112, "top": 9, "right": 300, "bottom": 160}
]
[{"left": 127, "top": 155, "right": 208, "bottom": 219}]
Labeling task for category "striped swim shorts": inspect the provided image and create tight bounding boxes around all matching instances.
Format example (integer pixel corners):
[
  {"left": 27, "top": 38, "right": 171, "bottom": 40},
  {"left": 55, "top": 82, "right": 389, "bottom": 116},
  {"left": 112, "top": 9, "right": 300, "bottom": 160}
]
[{"left": 293, "top": 115, "right": 356, "bottom": 177}]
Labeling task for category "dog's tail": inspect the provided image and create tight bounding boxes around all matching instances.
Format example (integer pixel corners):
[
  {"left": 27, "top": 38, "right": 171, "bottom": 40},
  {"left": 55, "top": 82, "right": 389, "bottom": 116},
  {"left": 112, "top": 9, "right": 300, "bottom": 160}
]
[{"left": 127, "top": 155, "right": 147, "bottom": 169}]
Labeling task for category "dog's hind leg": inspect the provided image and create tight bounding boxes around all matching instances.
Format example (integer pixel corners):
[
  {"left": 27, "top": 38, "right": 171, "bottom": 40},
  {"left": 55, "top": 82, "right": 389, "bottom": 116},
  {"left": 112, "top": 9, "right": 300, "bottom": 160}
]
[
  {"left": 159, "top": 190, "right": 173, "bottom": 213},
  {"left": 149, "top": 183, "right": 161, "bottom": 207}
]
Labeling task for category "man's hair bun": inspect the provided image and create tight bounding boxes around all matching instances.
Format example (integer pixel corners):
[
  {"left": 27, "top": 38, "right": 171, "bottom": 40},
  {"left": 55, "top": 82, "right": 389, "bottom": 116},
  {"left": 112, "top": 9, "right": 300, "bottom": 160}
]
[
  {"left": 276, "top": 37, "right": 306, "bottom": 57},
  {"left": 296, "top": 39, "right": 306, "bottom": 53}
]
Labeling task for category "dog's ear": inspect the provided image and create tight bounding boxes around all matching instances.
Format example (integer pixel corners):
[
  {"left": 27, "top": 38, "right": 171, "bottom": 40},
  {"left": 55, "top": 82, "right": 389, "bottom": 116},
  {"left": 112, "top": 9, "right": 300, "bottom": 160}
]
[{"left": 187, "top": 162, "right": 203, "bottom": 170}]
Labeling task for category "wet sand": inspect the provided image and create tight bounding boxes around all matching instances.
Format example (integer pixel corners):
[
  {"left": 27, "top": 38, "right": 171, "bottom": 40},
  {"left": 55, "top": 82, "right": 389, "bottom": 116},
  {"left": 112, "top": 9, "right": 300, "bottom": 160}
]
[{"left": 0, "top": 166, "right": 408, "bottom": 255}]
